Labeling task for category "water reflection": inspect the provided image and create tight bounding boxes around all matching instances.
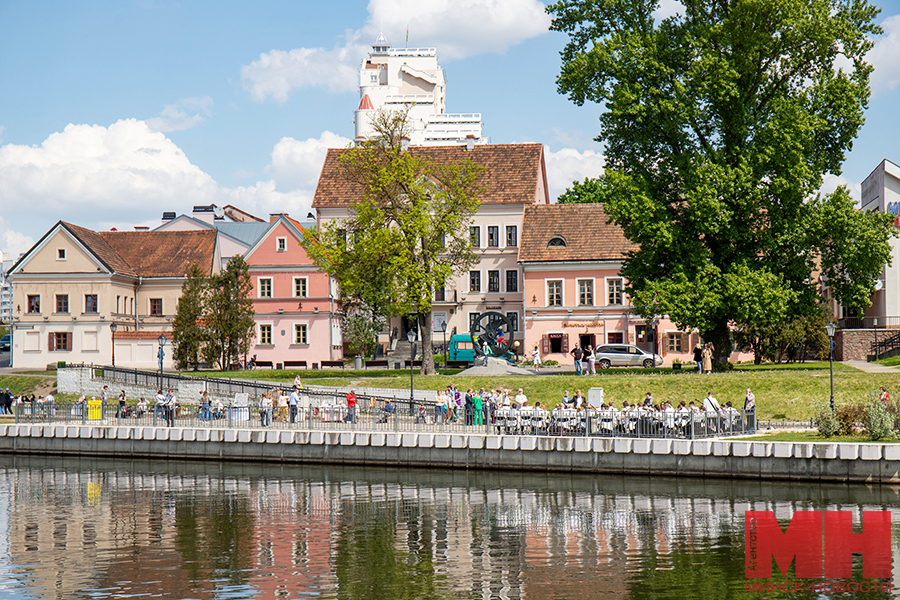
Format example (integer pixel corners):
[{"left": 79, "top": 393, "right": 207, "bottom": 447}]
[{"left": 1, "top": 455, "right": 899, "bottom": 599}]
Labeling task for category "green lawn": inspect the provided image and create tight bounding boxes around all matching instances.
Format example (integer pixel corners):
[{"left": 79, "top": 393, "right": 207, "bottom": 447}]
[
  {"left": 733, "top": 431, "right": 900, "bottom": 443},
  {"left": 178, "top": 361, "right": 897, "bottom": 421}
]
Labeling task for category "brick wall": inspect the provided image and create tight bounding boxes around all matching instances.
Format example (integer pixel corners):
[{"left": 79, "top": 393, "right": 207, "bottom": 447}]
[{"left": 834, "top": 329, "right": 878, "bottom": 361}]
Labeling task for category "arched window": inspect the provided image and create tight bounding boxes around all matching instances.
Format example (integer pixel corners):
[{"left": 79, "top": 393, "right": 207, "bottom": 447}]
[{"left": 547, "top": 235, "right": 567, "bottom": 248}]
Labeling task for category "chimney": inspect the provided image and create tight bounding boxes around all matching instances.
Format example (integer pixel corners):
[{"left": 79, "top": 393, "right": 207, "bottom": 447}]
[
  {"left": 133, "top": 226, "right": 150, "bottom": 231},
  {"left": 161, "top": 212, "right": 176, "bottom": 222},
  {"left": 400, "top": 136, "right": 410, "bottom": 151},
  {"left": 466, "top": 135, "right": 476, "bottom": 152}
]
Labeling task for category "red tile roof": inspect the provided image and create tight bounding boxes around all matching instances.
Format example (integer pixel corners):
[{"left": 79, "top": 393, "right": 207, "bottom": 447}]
[
  {"left": 519, "top": 204, "right": 635, "bottom": 262},
  {"left": 312, "top": 143, "right": 545, "bottom": 208},
  {"left": 63, "top": 223, "right": 216, "bottom": 277}
]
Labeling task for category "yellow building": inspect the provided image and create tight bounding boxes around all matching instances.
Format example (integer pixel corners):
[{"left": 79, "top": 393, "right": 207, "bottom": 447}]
[{"left": 7, "top": 222, "right": 219, "bottom": 369}]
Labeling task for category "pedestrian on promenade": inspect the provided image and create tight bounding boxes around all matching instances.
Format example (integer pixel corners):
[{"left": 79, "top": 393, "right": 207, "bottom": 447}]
[
  {"left": 346, "top": 389, "right": 357, "bottom": 423},
  {"left": 570, "top": 343, "right": 583, "bottom": 375},
  {"left": 586, "top": 345, "right": 596, "bottom": 375},
  {"left": 693, "top": 343, "right": 703, "bottom": 374},
  {"left": 117, "top": 390, "right": 126, "bottom": 418},
  {"left": 199, "top": 390, "right": 210, "bottom": 421},
  {"left": 701, "top": 343, "right": 714, "bottom": 374},
  {"left": 289, "top": 386, "right": 299, "bottom": 423},
  {"left": 532, "top": 345, "right": 542, "bottom": 371},
  {"left": 743, "top": 388, "right": 756, "bottom": 433}
]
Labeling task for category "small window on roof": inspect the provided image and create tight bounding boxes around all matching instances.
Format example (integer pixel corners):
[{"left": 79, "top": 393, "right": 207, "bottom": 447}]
[{"left": 547, "top": 235, "right": 567, "bottom": 248}]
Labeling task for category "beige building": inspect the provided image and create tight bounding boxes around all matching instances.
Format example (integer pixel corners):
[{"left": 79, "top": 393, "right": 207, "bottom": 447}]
[{"left": 7, "top": 222, "right": 219, "bottom": 369}]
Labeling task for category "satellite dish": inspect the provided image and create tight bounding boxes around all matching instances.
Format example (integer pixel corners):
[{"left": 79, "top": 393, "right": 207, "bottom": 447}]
[
  {"left": 213, "top": 206, "right": 225, "bottom": 219},
  {"left": 875, "top": 279, "right": 885, "bottom": 291}
]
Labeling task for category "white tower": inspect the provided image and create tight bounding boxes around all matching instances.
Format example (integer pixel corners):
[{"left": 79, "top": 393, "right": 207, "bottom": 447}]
[{"left": 354, "top": 32, "right": 485, "bottom": 146}]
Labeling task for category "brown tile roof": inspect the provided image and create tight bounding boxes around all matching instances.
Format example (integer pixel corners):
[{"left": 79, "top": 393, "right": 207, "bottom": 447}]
[
  {"left": 519, "top": 204, "right": 636, "bottom": 262},
  {"left": 64, "top": 223, "right": 216, "bottom": 277},
  {"left": 312, "top": 143, "right": 545, "bottom": 208}
]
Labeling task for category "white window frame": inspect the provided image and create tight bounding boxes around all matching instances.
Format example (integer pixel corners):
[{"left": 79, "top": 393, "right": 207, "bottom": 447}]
[
  {"left": 504, "top": 224, "right": 518, "bottom": 248},
  {"left": 487, "top": 269, "right": 500, "bottom": 293},
  {"left": 469, "top": 269, "right": 482, "bottom": 293},
  {"left": 293, "top": 323, "right": 308, "bottom": 345},
  {"left": 468, "top": 312, "right": 481, "bottom": 333},
  {"left": 293, "top": 276, "right": 308, "bottom": 298},
  {"left": 605, "top": 277, "right": 624, "bottom": 306},
  {"left": 258, "top": 323, "right": 273, "bottom": 346},
  {"left": 56, "top": 248, "right": 66, "bottom": 260},
  {"left": 505, "top": 269, "right": 519, "bottom": 293},
  {"left": 577, "top": 278, "right": 595, "bottom": 306},
  {"left": 258, "top": 277, "right": 273, "bottom": 298},
  {"left": 546, "top": 279, "right": 563, "bottom": 307},
  {"left": 469, "top": 225, "right": 481, "bottom": 248},
  {"left": 506, "top": 311, "right": 519, "bottom": 332},
  {"left": 276, "top": 237, "right": 287, "bottom": 252},
  {"left": 666, "top": 332, "right": 682, "bottom": 353},
  {"left": 486, "top": 223, "right": 500, "bottom": 248}
]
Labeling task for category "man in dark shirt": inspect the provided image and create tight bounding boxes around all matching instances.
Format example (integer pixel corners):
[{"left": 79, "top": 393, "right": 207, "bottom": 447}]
[{"left": 570, "top": 344, "right": 584, "bottom": 376}]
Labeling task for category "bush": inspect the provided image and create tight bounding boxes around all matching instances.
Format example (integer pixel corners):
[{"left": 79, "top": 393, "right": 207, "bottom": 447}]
[
  {"left": 865, "top": 398, "right": 897, "bottom": 441},
  {"left": 814, "top": 401, "right": 839, "bottom": 438},
  {"left": 835, "top": 402, "right": 865, "bottom": 436}
]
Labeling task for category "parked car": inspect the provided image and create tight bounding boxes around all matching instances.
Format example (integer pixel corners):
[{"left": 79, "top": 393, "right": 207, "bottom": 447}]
[
  {"left": 0, "top": 334, "right": 10, "bottom": 351},
  {"left": 594, "top": 344, "right": 663, "bottom": 369}
]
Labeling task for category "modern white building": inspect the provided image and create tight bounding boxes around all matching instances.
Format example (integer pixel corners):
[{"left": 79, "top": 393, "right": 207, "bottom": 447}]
[
  {"left": 1, "top": 253, "right": 13, "bottom": 324},
  {"left": 354, "top": 33, "right": 486, "bottom": 146},
  {"left": 860, "top": 159, "right": 900, "bottom": 323}
]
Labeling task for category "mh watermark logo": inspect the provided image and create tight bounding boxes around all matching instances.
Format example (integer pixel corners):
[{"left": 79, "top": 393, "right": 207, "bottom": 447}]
[{"left": 745, "top": 511, "right": 891, "bottom": 579}]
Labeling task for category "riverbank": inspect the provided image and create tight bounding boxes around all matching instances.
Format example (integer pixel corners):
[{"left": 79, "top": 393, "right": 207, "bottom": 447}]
[{"left": 3, "top": 423, "right": 899, "bottom": 484}]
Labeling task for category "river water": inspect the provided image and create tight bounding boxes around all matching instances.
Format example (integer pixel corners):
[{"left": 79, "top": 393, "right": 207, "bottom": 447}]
[{"left": 1, "top": 455, "right": 899, "bottom": 599}]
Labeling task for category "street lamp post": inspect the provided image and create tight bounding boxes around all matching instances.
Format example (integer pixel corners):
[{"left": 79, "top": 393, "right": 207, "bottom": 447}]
[
  {"left": 109, "top": 322, "right": 117, "bottom": 367},
  {"left": 441, "top": 320, "right": 448, "bottom": 368},
  {"left": 825, "top": 322, "right": 836, "bottom": 411},
  {"left": 157, "top": 333, "right": 167, "bottom": 392},
  {"left": 407, "top": 329, "right": 416, "bottom": 416}
]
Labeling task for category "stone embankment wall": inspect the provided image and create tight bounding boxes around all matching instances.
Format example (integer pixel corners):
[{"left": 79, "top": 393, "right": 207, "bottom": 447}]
[
  {"left": 3, "top": 424, "right": 899, "bottom": 483},
  {"left": 835, "top": 329, "right": 878, "bottom": 361}
]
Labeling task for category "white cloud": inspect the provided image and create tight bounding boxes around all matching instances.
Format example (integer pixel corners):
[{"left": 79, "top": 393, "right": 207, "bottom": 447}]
[
  {"left": 241, "top": 0, "right": 550, "bottom": 103},
  {"left": 543, "top": 146, "right": 606, "bottom": 202},
  {"left": 265, "top": 131, "right": 351, "bottom": 192},
  {"left": 232, "top": 168, "right": 256, "bottom": 178},
  {"left": 870, "top": 14, "right": 900, "bottom": 93},
  {"left": 821, "top": 173, "right": 861, "bottom": 204},
  {"left": 653, "top": 0, "right": 685, "bottom": 21},
  {"left": 146, "top": 97, "right": 214, "bottom": 132},
  {"left": 0, "top": 125, "right": 5, "bottom": 144},
  {"left": 0, "top": 215, "right": 34, "bottom": 262}
]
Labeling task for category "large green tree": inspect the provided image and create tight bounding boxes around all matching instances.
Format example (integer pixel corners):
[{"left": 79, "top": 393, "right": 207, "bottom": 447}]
[
  {"left": 303, "top": 109, "right": 482, "bottom": 375},
  {"left": 549, "top": 0, "right": 895, "bottom": 364},
  {"left": 172, "top": 262, "right": 208, "bottom": 370},
  {"left": 203, "top": 255, "right": 256, "bottom": 370}
]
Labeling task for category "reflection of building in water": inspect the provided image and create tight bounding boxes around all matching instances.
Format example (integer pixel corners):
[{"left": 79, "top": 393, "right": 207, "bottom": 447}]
[{"left": 5, "top": 465, "right": 900, "bottom": 599}]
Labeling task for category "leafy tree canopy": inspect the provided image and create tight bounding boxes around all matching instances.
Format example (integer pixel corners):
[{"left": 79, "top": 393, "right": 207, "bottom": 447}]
[
  {"left": 303, "top": 109, "right": 483, "bottom": 374},
  {"left": 548, "top": 0, "right": 895, "bottom": 361}
]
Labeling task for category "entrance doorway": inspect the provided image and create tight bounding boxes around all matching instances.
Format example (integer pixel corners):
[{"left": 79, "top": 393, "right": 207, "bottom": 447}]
[{"left": 579, "top": 333, "right": 596, "bottom": 351}]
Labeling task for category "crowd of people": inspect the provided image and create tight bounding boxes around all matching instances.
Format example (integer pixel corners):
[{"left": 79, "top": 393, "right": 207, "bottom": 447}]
[{"left": 0, "top": 389, "right": 54, "bottom": 415}]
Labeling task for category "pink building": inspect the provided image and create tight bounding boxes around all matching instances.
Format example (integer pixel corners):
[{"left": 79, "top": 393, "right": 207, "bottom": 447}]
[
  {"left": 245, "top": 214, "right": 341, "bottom": 368},
  {"left": 519, "top": 204, "right": 700, "bottom": 366}
]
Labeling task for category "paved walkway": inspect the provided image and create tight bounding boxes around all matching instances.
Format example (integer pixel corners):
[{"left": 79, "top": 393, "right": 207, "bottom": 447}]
[{"left": 841, "top": 360, "right": 899, "bottom": 374}]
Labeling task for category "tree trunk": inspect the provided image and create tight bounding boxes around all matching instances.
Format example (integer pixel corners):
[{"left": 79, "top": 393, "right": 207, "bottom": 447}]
[
  {"left": 419, "top": 312, "right": 436, "bottom": 375},
  {"left": 709, "top": 319, "right": 733, "bottom": 369}
]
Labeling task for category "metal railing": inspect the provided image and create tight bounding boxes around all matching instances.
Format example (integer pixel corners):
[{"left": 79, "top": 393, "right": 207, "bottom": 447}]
[
  {"left": 11, "top": 397, "right": 756, "bottom": 439},
  {"left": 837, "top": 316, "right": 900, "bottom": 330}
]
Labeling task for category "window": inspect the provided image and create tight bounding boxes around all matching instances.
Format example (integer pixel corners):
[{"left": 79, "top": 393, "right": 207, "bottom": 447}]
[
  {"left": 608, "top": 332, "right": 625, "bottom": 344},
  {"left": 469, "top": 313, "right": 481, "bottom": 332},
  {"left": 488, "top": 270, "right": 500, "bottom": 292},
  {"left": 150, "top": 298, "right": 163, "bottom": 316},
  {"left": 49, "top": 332, "right": 72, "bottom": 352},
  {"left": 57, "top": 248, "right": 66, "bottom": 260},
  {"left": 667, "top": 333, "right": 683, "bottom": 353},
  {"left": 259, "top": 324, "right": 273, "bottom": 345},
  {"left": 578, "top": 279, "right": 594, "bottom": 306},
  {"left": 435, "top": 287, "right": 446, "bottom": 302},
  {"left": 506, "top": 225, "right": 517, "bottom": 247},
  {"left": 469, "top": 226, "right": 481, "bottom": 247},
  {"left": 27, "top": 295, "right": 40, "bottom": 314},
  {"left": 506, "top": 270, "right": 518, "bottom": 292},
  {"left": 276, "top": 237, "right": 287, "bottom": 252},
  {"left": 294, "top": 324, "right": 308, "bottom": 345},
  {"left": 469, "top": 270, "right": 481, "bottom": 292},
  {"left": 84, "top": 295, "right": 98, "bottom": 314},
  {"left": 608, "top": 278, "right": 624, "bottom": 305},
  {"left": 506, "top": 312, "right": 519, "bottom": 332},
  {"left": 293, "top": 277, "right": 308, "bottom": 298},
  {"left": 548, "top": 235, "right": 567, "bottom": 247},
  {"left": 547, "top": 280, "right": 562, "bottom": 307},
  {"left": 55, "top": 294, "right": 69, "bottom": 314},
  {"left": 487, "top": 226, "right": 499, "bottom": 247},
  {"left": 259, "top": 278, "right": 273, "bottom": 298}
]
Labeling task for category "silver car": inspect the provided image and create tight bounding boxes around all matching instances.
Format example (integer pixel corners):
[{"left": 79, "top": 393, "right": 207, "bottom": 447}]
[{"left": 594, "top": 344, "right": 663, "bottom": 369}]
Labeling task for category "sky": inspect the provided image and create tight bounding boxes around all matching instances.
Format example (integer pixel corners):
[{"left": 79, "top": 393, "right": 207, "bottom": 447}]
[{"left": 1, "top": 0, "right": 899, "bottom": 261}]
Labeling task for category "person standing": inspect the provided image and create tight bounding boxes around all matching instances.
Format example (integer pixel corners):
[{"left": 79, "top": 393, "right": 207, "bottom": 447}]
[
  {"left": 464, "top": 389, "right": 474, "bottom": 426},
  {"left": 117, "top": 390, "right": 126, "bottom": 419},
  {"left": 693, "top": 343, "right": 703, "bottom": 374},
  {"left": 200, "top": 391, "right": 210, "bottom": 421},
  {"left": 701, "top": 343, "right": 714, "bottom": 374},
  {"left": 743, "top": 388, "right": 756, "bottom": 433},
  {"left": 473, "top": 391, "right": 484, "bottom": 426},
  {"left": 101, "top": 385, "right": 109, "bottom": 417},
  {"left": 570, "top": 343, "right": 584, "bottom": 376},
  {"left": 163, "top": 390, "right": 176, "bottom": 427},
  {"left": 346, "top": 389, "right": 357, "bottom": 423},
  {"left": 531, "top": 345, "right": 542, "bottom": 371},
  {"left": 586, "top": 345, "right": 596, "bottom": 375},
  {"left": 289, "top": 386, "right": 299, "bottom": 423}
]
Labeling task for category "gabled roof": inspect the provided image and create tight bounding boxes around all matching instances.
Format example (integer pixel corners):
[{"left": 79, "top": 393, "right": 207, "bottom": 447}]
[
  {"left": 244, "top": 214, "right": 310, "bottom": 258},
  {"left": 519, "top": 204, "right": 635, "bottom": 263},
  {"left": 312, "top": 143, "right": 546, "bottom": 208},
  {"left": 11, "top": 221, "right": 217, "bottom": 278}
]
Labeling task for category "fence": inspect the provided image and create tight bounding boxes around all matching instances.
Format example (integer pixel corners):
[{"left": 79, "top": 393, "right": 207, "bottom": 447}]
[{"left": 11, "top": 397, "right": 756, "bottom": 440}]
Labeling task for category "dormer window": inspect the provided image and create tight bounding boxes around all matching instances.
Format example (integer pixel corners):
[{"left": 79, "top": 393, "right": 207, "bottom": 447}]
[{"left": 547, "top": 235, "right": 567, "bottom": 248}]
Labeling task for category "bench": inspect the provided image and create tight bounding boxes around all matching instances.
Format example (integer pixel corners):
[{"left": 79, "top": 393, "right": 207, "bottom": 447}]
[
  {"left": 366, "top": 359, "right": 389, "bottom": 368},
  {"left": 320, "top": 360, "right": 345, "bottom": 369},
  {"left": 283, "top": 360, "right": 307, "bottom": 369}
]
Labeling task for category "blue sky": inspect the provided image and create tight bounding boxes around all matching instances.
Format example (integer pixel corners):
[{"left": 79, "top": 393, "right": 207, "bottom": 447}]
[{"left": 1, "top": 0, "right": 899, "bottom": 260}]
